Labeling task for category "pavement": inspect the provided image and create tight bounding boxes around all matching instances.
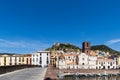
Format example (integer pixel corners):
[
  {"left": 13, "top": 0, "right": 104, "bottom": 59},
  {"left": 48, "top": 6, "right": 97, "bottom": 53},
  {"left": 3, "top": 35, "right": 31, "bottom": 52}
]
[
  {"left": 0, "top": 67, "right": 47, "bottom": 80},
  {"left": 44, "top": 66, "right": 59, "bottom": 80}
]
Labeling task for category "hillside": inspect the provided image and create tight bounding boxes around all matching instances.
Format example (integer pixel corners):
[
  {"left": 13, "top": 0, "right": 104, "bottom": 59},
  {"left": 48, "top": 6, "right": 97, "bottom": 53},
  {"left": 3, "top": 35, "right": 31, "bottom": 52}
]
[
  {"left": 91, "top": 45, "right": 120, "bottom": 54},
  {"left": 46, "top": 43, "right": 120, "bottom": 55},
  {"left": 46, "top": 43, "right": 81, "bottom": 52}
]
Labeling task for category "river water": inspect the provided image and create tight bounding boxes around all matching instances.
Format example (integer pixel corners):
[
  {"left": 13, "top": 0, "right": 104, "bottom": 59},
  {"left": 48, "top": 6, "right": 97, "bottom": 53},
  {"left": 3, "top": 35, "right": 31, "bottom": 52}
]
[{"left": 59, "top": 75, "right": 120, "bottom": 80}]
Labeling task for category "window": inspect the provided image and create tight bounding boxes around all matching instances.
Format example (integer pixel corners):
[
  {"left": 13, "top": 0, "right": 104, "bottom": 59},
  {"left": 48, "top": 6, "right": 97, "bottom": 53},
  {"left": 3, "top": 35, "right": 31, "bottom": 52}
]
[
  {"left": 40, "top": 57, "right": 42, "bottom": 61},
  {"left": 82, "top": 58, "right": 84, "bottom": 60},
  {"left": 47, "top": 57, "right": 49, "bottom": 61},
  {"left": 46, "top": 61, "right": 49, "bottom": 64},
  {"left": 10, "top": 57, "right": 12, "bottom": 65},
  {"left": 110, "top": 62, "right": 112, "bottom": 66},
  {"left": 33, "top": 58, "right": 34, "bottom": 62},
  {"left": 27, "top": 58, "right": 28, "bottom": 64},
  {"left": 15, "top": 57, "right": 17, "bottom": 65},
  {"left": 19, "top": 57, "right": 21, "bottom": 62},
  {"left": 36, "top": 55, "right": 38, "bottom": 57},
  {"left": 68, "top": 57, "right": 70, "bottom": 59},
  {"left": 40, "top": 61, "right": 42, "bottom": 64},
  {"left": 4, "top": 57, "right": 6, "bottom": 66},
  {"left": 82, "top": 63, "right": 84, "bottom": 65},
  {"left": 36, "top": 58, "right": 38, "bottom": 62},
  {"left": 22, "top": 58, "right": 24, "bottom": 62},
  {"left": 101, "top": 62, "right": 103, "bottom": 66},
  {"left": 40, "top": 56, "right": 42, "bottom": 64}
]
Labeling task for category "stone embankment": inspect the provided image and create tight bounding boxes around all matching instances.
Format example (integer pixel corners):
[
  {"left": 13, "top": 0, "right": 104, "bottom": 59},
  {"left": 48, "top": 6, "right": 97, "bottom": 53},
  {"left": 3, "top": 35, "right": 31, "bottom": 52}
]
[{"left": 60, "top": 69, "right": 120, "bottom": 74}]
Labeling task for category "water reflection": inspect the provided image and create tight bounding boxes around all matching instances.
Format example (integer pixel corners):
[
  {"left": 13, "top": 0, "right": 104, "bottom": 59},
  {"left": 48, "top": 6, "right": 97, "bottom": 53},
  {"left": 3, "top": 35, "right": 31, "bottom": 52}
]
[{"left": 60, "top": 75, "right": 120, "bottom": 80}]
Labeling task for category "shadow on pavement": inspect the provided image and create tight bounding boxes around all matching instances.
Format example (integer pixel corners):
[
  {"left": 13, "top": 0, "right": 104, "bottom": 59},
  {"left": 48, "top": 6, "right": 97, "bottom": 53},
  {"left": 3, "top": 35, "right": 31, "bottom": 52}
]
[
  {"left": 44, "top": 77, "right": 52, "bottom": 80},
  {"left": 44, "top": 77, "right": 58, "bottom": 80}
]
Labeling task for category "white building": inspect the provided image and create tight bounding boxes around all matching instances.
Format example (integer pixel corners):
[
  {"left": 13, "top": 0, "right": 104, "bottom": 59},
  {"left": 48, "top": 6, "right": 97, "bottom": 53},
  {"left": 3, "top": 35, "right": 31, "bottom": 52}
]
[
  {"left": 96, "top": 59, "right": 116, "bottom": 69},
  {"left": 56, "top": 53, "right": 78, "bottom": 69},
  {"left": 78, "top": 53, "right": 89, "bottom": 69},
  {"left": 32, "top": 51, "right": 50, "bottom": 67},
  {"left": 57, "top": 59, "right": 67, "bottom": 69},
  {"left": 56, "top": 52, "right": 117, "bottom": 70},
  {"left": 88, "top": 56, "right": 97, "bottom": 69}
]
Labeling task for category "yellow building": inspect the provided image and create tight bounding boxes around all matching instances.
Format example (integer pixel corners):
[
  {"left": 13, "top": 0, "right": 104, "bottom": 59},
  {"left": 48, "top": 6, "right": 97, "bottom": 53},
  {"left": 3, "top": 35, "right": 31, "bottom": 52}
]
[
  {"left": 18, "top": 54, "right": 32, "bottom": 65},
  {"left": 0, "top": 54, "right": 32, "bottom": 66},
  {"left": 0, "top": 54, "right": 11, "bottom": 66},
  {"left": 18, "top": 55, "right": 25, "bottom": 65},
  {"left": 118, "top": 56, "right": 120, "bottom": 68},
  {"left": 25, "top": 54, "right": 32, "bottom": 65}
]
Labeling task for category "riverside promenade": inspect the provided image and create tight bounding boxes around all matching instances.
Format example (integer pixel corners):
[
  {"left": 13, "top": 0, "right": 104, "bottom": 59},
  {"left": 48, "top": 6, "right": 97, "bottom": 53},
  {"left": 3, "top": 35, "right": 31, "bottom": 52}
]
[
  {"left": 0, "top": 67, "right": 47, "bottom": 80},
  {"left": 44, "top": 66, "right": 120, "bottom": 80},
  {"left": 60, "top": 69, "right": 120, "bottom": 75}
]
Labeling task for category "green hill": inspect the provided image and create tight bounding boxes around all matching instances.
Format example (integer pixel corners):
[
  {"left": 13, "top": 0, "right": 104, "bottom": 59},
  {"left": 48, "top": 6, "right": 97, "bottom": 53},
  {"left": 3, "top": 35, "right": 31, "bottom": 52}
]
[
  {"left": 46, "top": 43, "right": 120, "bottom": 55},
  {"left": 91, "top": 45, "right": 120, "bottom": 54},
  {"left": 46, "top": 43, "right": 81, "bottom": 52}
]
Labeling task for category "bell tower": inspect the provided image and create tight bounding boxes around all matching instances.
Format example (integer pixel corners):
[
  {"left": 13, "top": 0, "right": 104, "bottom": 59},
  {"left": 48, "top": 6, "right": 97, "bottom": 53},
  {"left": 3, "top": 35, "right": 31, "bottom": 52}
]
[{"left": 82, "top": 42, "right": 91, "bottom": 55}]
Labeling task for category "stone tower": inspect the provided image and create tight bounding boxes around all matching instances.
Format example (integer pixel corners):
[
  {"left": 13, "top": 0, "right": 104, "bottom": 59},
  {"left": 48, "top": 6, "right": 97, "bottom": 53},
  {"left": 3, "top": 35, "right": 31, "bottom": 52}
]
[{"left": 82, "top": 42, "right": 91, "bottom": 55}]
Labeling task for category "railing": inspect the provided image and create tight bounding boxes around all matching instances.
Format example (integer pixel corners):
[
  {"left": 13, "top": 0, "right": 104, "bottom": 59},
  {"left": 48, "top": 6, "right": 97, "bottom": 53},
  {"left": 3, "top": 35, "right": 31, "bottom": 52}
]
[{"left": 0, "top": 65, "right": 40, "bottom": 74}]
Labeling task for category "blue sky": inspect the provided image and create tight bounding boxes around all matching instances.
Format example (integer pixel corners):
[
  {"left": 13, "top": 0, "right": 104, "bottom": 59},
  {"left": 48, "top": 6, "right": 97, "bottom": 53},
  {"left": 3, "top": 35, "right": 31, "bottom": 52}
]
[{"left": 0, "top": 0, "right": 120, "bottom": 53}]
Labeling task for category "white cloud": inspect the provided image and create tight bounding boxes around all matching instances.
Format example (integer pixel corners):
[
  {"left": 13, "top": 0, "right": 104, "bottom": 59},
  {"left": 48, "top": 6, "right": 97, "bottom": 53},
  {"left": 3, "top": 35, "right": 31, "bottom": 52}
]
[
  {"left": 0, "top": 39, "right": 51, "bottom": 50},
  {"left": 106, "top": 39, "right": 120, "bottom": 45}
]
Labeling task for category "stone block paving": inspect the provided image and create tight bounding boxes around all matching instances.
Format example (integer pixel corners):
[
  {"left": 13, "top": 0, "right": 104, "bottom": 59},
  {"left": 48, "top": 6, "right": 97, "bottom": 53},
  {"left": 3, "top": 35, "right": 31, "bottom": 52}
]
[{"left": 44, "top": 66, "right": 59, "bottom": 80}]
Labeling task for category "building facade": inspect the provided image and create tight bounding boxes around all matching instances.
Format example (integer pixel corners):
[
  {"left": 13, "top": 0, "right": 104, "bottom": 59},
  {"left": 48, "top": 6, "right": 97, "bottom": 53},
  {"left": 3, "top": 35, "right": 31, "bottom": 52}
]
[
  {"left": 97, "top": 59, "right": 117, "bottom": 69},
  {"left": 32, "top": 51, "right": 50, "bottom": 67},
  {"left": 56, "top": 53, "right": 78, "bottom": 69},
  {"left": 78, "top": 53, "right": 89, "bottom": 69}
]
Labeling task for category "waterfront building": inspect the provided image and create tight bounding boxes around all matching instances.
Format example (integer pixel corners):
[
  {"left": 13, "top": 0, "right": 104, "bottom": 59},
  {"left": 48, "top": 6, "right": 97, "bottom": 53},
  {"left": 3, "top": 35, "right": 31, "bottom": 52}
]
[
  {"left": 96, "top": 58, "right": 116, "bottom": 69},
  {"left": 56, "top": 53, "right": 78, "bottom": 69},
  {"left": 0, "top": 54, "right": 12, "bottom": 66},
  {"left": 32, "top": 51, "right": 50, "bottom": 67},
  {"left": 78, "top": 53, "right": 97, "bottom": 69},
  {"left": 88, "top": 56, "right": 97, "bottom": 69},
  {"left": 18, "top": 55, "right": 25, "bottom": 65},
  {"left": 1, "top": 54, "right": 10, "bottom": 66},
  {"left": 15, "top": 54, "right": 20, "bottom": 65},
  {"left": 117, "top": 55, "right": 120, "bottom": 68},
  {"left": 25, "top": 54, "right": 32, "bottom": 65},
  {"left": 9, "top": 55, "right": 15, "bottom": 65},
  {"left": 56, "top": 54, "right": 66, "bottom": 69},
  {"left": 78, "top": 53, "right": 89, "bottom": 69}
]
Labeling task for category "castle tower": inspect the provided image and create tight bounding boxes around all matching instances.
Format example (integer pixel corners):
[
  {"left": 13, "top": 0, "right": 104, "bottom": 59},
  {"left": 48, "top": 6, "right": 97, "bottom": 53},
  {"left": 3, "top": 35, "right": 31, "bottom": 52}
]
[{"left": 82, "top": 42, "right": 91, "bottom": 55}]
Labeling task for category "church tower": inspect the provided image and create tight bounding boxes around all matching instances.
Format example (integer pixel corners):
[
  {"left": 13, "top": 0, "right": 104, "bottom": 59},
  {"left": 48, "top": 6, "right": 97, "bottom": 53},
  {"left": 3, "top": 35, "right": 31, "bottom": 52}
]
[{"left": 82, "top": 42, "right": 91, "bottom": 55}]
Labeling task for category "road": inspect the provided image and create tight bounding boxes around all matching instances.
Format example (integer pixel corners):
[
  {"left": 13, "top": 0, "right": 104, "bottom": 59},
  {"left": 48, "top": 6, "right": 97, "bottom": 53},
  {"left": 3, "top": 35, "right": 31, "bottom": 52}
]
[{"left": 0, "top": 67, "right": 47, "bottom": 80}]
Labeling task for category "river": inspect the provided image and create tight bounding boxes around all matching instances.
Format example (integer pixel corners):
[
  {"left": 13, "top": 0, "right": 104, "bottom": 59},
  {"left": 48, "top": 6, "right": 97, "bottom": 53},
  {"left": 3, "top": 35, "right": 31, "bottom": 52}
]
[{"left": 59, "top": 75, "right": 120, "bottom": 80}]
